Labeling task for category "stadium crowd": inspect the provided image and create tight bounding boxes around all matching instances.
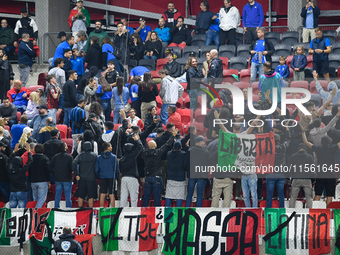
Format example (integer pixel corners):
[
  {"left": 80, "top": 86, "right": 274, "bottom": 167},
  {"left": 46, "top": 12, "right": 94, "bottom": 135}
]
[{"left": 1, "top": 0, "right": 340, "bottom": 210}]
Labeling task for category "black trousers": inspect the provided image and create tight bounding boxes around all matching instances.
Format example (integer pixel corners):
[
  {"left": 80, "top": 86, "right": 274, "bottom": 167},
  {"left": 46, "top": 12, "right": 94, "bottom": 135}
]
[
  {"left": 219, "top": 28, "right": 237, "bottom": 47},
  {"left": 245, "top": 27, "right": 258, "bottom": 44}
]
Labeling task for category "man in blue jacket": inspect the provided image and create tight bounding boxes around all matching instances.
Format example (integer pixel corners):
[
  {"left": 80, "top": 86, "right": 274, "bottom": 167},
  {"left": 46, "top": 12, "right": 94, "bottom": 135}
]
[
  {"left": 300, "top": 0, "right": 320, "bottom": 43},
  {"left": 18, "top": 33, "right": 36, "bottom": 87},
  {"left": 195, "top": 1, "right": 214, "bottom": 34},
  {"left": 52, "top": 34, "right": 74, "bottom": 66},
  {"left": 95, "top": 142, "right": 119, "bottom": 208},
  {"left": 242, "top": 0, "right": 264, "bottom": 44}
]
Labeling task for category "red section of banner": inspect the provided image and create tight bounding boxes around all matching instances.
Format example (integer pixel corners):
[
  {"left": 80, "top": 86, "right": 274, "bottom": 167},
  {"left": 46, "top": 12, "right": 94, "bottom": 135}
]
[
  {"left": 74, "top": 210, "right": 93, "bottom": 236},
  {"left": 139, "top": 207, "right": 159, "bottom": 252},
  {"left": 308, "top": 209, "right": 330, "bottom": 255},
  {"left": 255, "top": 132, "right": 275, "bottom": 172},
  {"left": 30, "top": 208, "right": 51, "bottom": 241},
  {"left": 75, "top": 234, "right": 95, "bottom": 255},
  {"left": 226, "top": 209, "right": 261, "bottom": 255}
]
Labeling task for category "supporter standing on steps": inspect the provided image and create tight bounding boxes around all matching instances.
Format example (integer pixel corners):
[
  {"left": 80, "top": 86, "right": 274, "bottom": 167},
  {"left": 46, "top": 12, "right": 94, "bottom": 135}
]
[
  {"left": 219, "top": 0, "right": 240, "bottom": 47},
  {"left": 242, "top": 0, "right": 264, "bottom": 44}
]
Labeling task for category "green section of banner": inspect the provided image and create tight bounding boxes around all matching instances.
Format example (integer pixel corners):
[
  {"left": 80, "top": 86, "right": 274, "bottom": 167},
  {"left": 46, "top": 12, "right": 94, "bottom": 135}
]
[
  {"left": 99, "top": 208, "right": 120, "bottom": 251},
  {"left": 218, "top": 130, "right": 238, "bottom": 167},
  {"left": 334, "top": 209, "right": 340, "bottom": 255},
  {"left": 0, "top": 208, "right": 11, "bottom": 246},
  {"left": 162, "top": 207, "right": 196, "bottom": 255},
  {"left": 265, "top": 208, "right": 287, "bottom": 255}
]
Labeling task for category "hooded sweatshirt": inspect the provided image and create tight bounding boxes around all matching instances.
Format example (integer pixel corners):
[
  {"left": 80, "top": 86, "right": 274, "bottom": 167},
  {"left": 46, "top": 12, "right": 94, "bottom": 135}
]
[
  {"left": 95, "top": 151, "right": 119, "bottom": 179},
  {"left": 316, "top": 81, "right": 340, "bottom": 105},
  {"left": 77, "top": 66, "right": 99, "bottom": 94},
  {"left": 258, "top": 70, "right": 284, "bottom": 103},
  {"left": 72, "top": 141, "right": 97, "bottom": 181},
  {"left": 7, "top": 152, "right": 33, "bottom": 192}
]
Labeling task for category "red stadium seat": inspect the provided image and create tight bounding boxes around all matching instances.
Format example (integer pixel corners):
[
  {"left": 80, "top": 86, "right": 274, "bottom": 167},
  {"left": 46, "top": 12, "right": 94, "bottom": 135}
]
[
  {"left": 61, "top": 138, "right": 73, "bottom": 154},
  {"left": 156, "top": 58, "right": 168, "bottom": 70},
  {"left": 17, "top": 112, "right": 21, "bottom": 122},
  {"left": 328, "top": 202, "right": 340, "bottom": 209},
  {"left": 251, "top": 82, "right": 260, "bottom": 95},
  {"left": 252, "top": 95, "right": 258, "bottom": 102},
  {"left": 146, "top": 137, "right": 153, "bottom": 144},
  {"left": 150, "top": 71, "right": 159, "bottom": 78},
  {"left": 177, "top": 109, "right": 193, "bottom": 125},
  {"left": 27, "top": 85, "right": 44, "bottom": 93},
  {"left": 57, "top": 124, "right": 67, "bottom": 139},
  {"left": 338, "top": 67, "right": 340, "bottom": 79},
  {"left": 288, "top": 68, "right": 294, "bottom": 80},
  {"left": 195, "top": 108, "right": 210, "bottom": 123},
  {"left": 233, "top": 81, "right": 249, "bottom": 90},
  {"left": 157, "top": 83, "right": 161, "bottom": 92},
  {"left": 220, "top": 57, "right": 229, "bottom": 69},
  {"left": 259, "top": 200, "right": 280, "bottom": 208},
  {"left": 156, "top": 96, "right": 162, "bottom": 108},
  {"left": 157, "top": 107, "right": 161, "bottom": 116},
  {"left": 306, "top": 55, "right": 313, "bottom": 68},
  {"left": 310, "top": 80, "right": 328, "bottom": 94},
  {"left": 286, "top": 55, "right": 293, "bottom": 67},
  {"left": 4, "top": 125, "right": 10, "bottom": 132},
  {"left": 191, "top": 122, "right": 205, "bottom": 136},
  {"left": 240, "top": 69, "right": 250, "bottom": 82},
  {"left": 38, "top": 72, "right": 48, "bottom": 87},
  {"left": 290, "top": 81, "right": 309, "bottom": 97},
  {"left": 201, "top": 200, "right": 211, "bottom": 207},
  {"left": 0, "top": 202, "right": 4, "bottom": 208},
  {"left": 180, "top": 83, "right": 187, "bottom": 91},
  {"left": 26, "top": 201, "right": 47, "bottom": 208},
  {"left": 176, "top": 97, "right": 184, "bottom": 109},
  {"left": 113, "top": 124, "right": 122, "bottom": 131},
  {"left": 222, "top": 69, "right": 239, "bottom": 83}
]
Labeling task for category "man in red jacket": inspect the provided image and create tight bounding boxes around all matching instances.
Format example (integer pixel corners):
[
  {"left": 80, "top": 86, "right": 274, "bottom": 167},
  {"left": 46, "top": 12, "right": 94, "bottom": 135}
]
[
  {"left": 162, "top": 2, "right": 182, "bottom": 29},
  {"left": 167, "top": 105, "right": 182, "bottom": 130},
  {"left": 7, "top": 79, "right": 30, "bottom": 113}
]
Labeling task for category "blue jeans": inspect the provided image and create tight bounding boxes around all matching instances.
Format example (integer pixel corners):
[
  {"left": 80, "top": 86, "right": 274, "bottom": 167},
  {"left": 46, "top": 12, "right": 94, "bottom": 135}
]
[
  {"left": 266, "top": 174, "right": 285, "bottom": 208},
  {"left": 100, "top": 99, "right": 111, "bottom": 122},
  {"left": 165, "top": 198, "right": 183, "bottom": 207},
  {"left": 55, "top": 181, "right": 72, "bottom": 208},
  {"left": 143, "top": 55, "right": 158, "bottom": 60},
  {"left": 113, "top": 105, "right": 124, "bottom": 124},
  {"left": 241, "top": 174, "right": 258, "bottom": 208},
  {"left": 188, "top": 89, "right": 198, "bottom": 111},
  {"left": 206, "top": 29, "right": 220, "bottom": 49},
  {"left": 161, "top": 103, "right": 175, "bottom": 125},
  {"left": 250, "top": 62, "right": 264, "bottom": 84},
  {"left": 49, "top": 108, "right": 58, "bottom": 124},
  {"left": 76, "top": 93, "right": 85, "bottom": 102},
  {"left": 0, "top": 182, "right": 10, "bottom": 202},
  {"left": 63, "top": 107, "right": 72, "bottom": 126},
  {"left": 31, "top": 182, "right": 48, "bottom": 208},
  {"left": 142, "top": 176, "right": 163, "bottom": 207},
  {"left": 58, "top": 94, "right": 64, "bottom": 109},
  {"left": 9, "top": 192, "right": 27, "bottom": 208},
  {"left": 185, "top": 178, "right": 206, "bottom": 207}
]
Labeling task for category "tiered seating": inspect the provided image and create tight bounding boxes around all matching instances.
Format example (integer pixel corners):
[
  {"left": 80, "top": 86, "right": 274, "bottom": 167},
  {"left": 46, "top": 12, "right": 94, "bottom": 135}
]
[
  {"left": 229, "top": 57, "right": 248, "bottom": 71},
  {"left": 264, "top": 31, "right": 281, "bottom": 45},
  {"left": 139, "top": 59, "right": 156, "bottom": 71},
  {"left": 219, "top": 45, "right": 236, "bottom": 59},
  {"left": 323, "top": 30, "right": 337, "bottom": 44},
  {"left": 236, "top": 44, "right": 251, "bottom": 58},
  {"left": 310, "top": 80, "right": 328, "bottom": 94},
  {"left": 281, "top": 31, "right": 299, "bottom": 46},
  {"left": 274, "top": 44, "right": 291, "bottom": 56},
  {"left": 222, "top": 69, "right": 239, "bottom": 83},
  {"left": 201, "top": 45, "right": 217, "bottom": 56},
  {"left": 191, "top": 34, "right": 206, "bottom": 48},
  {"left": 27, "top": 85, "right": 44, "bottom": 93},
  {"left": 183, "top": 46, "right": 200, "bottom": 58}
]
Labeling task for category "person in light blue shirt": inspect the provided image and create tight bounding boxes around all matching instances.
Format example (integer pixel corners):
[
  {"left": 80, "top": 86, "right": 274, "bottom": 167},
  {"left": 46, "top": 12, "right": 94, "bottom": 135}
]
[
  {"left": 154, "top": 18, "right": 171, "bottom": 46},
  {"left": 136, "top": 17, "right": 151, "bottom": 42},
  {"left": 112, "top": 77, "right": 129, "bottom": 124},
  {"left": 300, "top": 0, "right": 320, "bottom": 43},
  {"left": 130, "top": 66, "right": 149, "bottom": 80}
]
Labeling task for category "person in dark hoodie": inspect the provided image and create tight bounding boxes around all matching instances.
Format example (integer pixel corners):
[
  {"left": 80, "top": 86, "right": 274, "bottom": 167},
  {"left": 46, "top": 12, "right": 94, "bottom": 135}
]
[
  {"left": 144, "top": 106, "right": 162, "bottom": 136},
  {"left": 8, "top": 142, "right": 33, "bottom": 208},
  {"left": 54, "top": 226, "right": 84, "bottom": 255},
  {"left": 186, "top": 56, "right": 204, "bottom": 111},
  {"left": 0, "top": 49, "right": 14, "bottom": 100},
  {"left": 72, "top": 141, "right": 97, "bottom": 208},
  {"left": 28, "top": 144, "right": 50, "bottom": 208},
  {"left": 85, "top": 36, "right": 102, "bottom": 76},
  {"left": 165, "top": 140, "right": 188, "bottom": 207},
  {"left": 164, "top": 50, "right": 181, "bottom": 78},
  {"left": 63, "top": 70, "right": 78, "bottom": 126},
  {"left": 119, "top": 134, "right": 143, "bottom": 207},
  {"left": 82, "top": 113, "right": 103, "bottom": 142},
  {"left": 95, "top": 142, "right": 119, "bottom": 207},
  {"left": 17, "top": 33, "right": 36, "bottom": 87},
  {"left": 43, "top": 128, "right": 63, "bottom": 160},
  {"left": 98, "top": 121, "right": 115, "bottom": 154},
  {"left": 289, "top": 143, "right": 314, "bottom": 208},
  {"left": 141, "top": 127, "right": 176, "bottom": 207},
  {"left": 76, "top": 66, "right": 99, "bottom": 100},
  {"left": 207, "top": 49, "right": 223, "bottom": 85},
  {"left": 49, "top": 142, "right": 73, "bottom": 208},
  {"left": 0, "top": 140, "right": 10, "bottom": 202},
  {"left": 168, "top": 17, "right": 192, "bottom": 51}
]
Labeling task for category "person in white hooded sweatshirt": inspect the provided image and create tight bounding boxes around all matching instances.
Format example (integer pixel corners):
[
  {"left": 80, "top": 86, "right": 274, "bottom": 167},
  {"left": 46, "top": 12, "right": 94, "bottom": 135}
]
[{"left": 219, "top": 0, "right": 240, "bottom": 47}]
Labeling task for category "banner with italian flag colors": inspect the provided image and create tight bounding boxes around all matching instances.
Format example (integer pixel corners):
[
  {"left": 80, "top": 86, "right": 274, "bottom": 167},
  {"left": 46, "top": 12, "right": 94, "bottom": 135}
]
[
  {"left": 218, "top": 130, "right": 275, "bottom": 172},
  {"left": 0, "top": 208, "right": 33, "bottom": 246},
  {"left": 99, "top": 207, "right": 163, "bottom": 252},
  {"left": 265, "top": 208, "right": 330, "bottom": 255},
  {"left": 162, "top": 208, "right": 261, "bottom": 255},
  {"left": 30, "top": 208, "right": 93, "bottom": 255}
]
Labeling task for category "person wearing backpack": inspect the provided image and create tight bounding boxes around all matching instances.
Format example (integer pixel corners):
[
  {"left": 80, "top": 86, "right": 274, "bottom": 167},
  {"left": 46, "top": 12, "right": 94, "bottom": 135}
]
[
  {"left": 82, "top": 113, "right": 103, "bottom": 142},
  {"left": 159, "top": 69, "right": 184, "bottom": 125}
]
